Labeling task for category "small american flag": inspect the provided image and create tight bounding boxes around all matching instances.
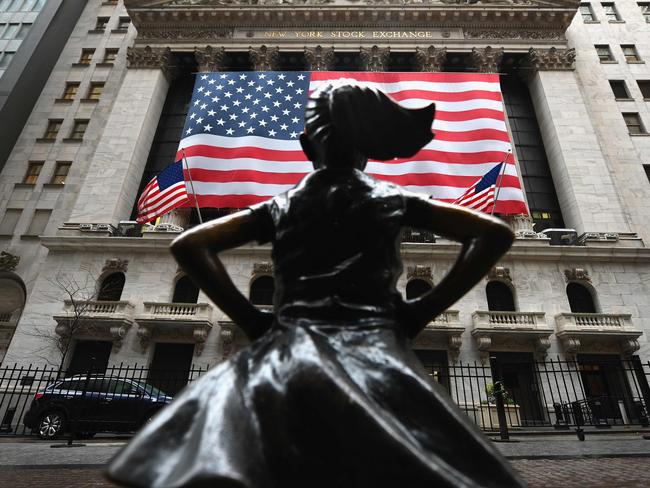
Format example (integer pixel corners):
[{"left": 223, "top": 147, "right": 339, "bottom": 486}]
[
  {"left": 452, "top": 162, "right": 504, "bottom": 213},
  {"left": 136, "top": 160, "right": 189, "bottom": 224},
  {"left": 178, "top": 71, "right": 527, "bottom": 214}
]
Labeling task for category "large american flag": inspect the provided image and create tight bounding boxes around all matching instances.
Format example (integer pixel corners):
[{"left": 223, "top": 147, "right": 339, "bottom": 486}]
[{"left": 177, "top": 71, "right": 528, "bottom": 214}]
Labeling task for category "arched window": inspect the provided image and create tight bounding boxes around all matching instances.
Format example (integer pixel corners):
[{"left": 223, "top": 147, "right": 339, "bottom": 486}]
[
  {"left": 172, "top": 275, "right": 200, "bottom": 304},
  {"left": 486, "top": 281, "right": 516, "bottom": 312},
  {"left": 406, "top": 279, "right": 433, "bottom": 300},
  {"left": 250, "top": 275, "right": 275, "bottom": 306},
  {"left": 97, "top": 272, "right": 125, "bottom": 301},
  {"left": 566, "top": 282, "right": 597, "bottom": 313}
]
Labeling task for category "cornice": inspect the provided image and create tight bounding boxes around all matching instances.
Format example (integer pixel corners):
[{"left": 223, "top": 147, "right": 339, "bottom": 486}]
[
  {"left": 124, "top": 3, "right": 579, "bottom": 41},
  {"left": 40, "top": 236, "right": 650, "bottom": 264}
]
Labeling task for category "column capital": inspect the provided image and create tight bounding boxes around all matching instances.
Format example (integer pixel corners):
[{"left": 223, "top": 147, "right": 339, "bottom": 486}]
[
  {"left": 194, "top": 45, "right": 225, "bottom": 72},
  {"left": 521, "top": 47, "right": 576, "bottom": 74},
  {"left": 360, "top": 45, "right": 390, "bottom": 72},
  {"left": 304, "top": 46, "right": 335, "bottom": 72},
  {"left": 249, "top": 45, "right": 280, "bottom": 71},
  {"left": 127, "top": 45, "right": 172, "bottom": 71},
  {"left": 415, "top": 46, "right": 447, "bottom": 72},
  {"left": 469, "top": 46, "right": 504, "bottom": 73}
]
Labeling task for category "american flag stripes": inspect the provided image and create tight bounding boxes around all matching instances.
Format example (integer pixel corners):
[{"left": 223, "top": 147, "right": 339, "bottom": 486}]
[
  {"left": 177, "top": 71, "right": 528, "bottom": 215},
  {"left": 136, "top": 160, "right": 189, "bottom": 224},
  {"left": 452, "top": 162, "right": 504, "bottom": 213}
]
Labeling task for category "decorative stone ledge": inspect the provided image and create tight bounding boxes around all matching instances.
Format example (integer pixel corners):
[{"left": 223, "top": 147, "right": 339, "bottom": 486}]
[
  {"left": 555, "top": 313, "right": 643, "bottom": 358},
  {"left": 407, "top": 265, "right": 432, "bottom": 281},
  {"left": 521, "top": 47, "right": 576, "bottom": 73},
  {"left": 126, "top": 45, "right": 176, "bottom": 80},
  {"left": 135, "top": 302, "right": 214, "bottom": 355},
  {"left": 413, "top": 310, "right": 463, "bottom": 363},
  {"left": 577, "top": 232, "right": 644, "bottom": 248},
  {"left": 53, "top": 300, "right": 135, "bottom": 351},
  {"left": 471, "top": 310, "right": 552, "bottom": 360}
]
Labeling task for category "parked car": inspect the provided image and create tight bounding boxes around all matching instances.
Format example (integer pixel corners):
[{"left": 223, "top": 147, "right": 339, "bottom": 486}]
[{"left": 23, "top": 376, "right": 173, "bottom": 440}]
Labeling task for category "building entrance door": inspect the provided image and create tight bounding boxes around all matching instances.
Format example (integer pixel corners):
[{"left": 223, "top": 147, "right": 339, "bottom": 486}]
[
  {"left": 148, "top": 343, "right": 195, "bottom": 396},
  {"left": 413, "top": 350, "right": 450, "bottom": 393},
  {"left": 578, "top": 354, "right": 633, "bottom": 424},
  {"left": 490, "top": 352, "right": 545, "bottom": 426},
  {"left": 67, "top": 340, "right": 112, "bottom": 376}
]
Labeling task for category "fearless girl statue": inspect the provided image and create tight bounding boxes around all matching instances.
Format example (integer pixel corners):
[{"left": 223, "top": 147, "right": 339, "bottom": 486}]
[{"left": 108, "top": 82, "right": 525, "bottom": 488}]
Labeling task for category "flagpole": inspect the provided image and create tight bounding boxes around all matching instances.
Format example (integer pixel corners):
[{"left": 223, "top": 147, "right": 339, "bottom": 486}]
[
  {"left": 490, "top": 150, "right": 511, "bottom": 216},
  {"left": 181, "top": 149, "right": 203, "bottom": 224}
]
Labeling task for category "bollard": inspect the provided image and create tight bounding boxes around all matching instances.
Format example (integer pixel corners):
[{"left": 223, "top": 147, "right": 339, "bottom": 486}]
[{"left": 494, "top": 381, "right": 510, "bottom": 441}]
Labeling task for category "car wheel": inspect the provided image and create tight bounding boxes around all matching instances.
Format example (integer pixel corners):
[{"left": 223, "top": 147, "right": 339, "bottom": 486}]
[{"left": 37, "top": 411, "right": 66, "bottom": 440}]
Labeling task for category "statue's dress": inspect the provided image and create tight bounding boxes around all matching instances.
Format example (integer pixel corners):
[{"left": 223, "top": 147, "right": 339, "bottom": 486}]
[{"left": 107, "top": 169, "right": 525, "bottom": 488}]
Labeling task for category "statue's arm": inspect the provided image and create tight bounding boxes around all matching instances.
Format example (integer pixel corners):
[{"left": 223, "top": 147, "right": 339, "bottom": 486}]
[
  {"left": 400, "top": 195, "right": 515, "bottom": 338},
  {"left": 170, "top": 209, "right": 273, "bottom": 341}
]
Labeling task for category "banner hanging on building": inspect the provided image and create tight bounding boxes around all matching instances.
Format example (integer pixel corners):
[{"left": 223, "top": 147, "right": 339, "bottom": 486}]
[{"left": 177, "top": 71, "right": 528, "bottom": 215}]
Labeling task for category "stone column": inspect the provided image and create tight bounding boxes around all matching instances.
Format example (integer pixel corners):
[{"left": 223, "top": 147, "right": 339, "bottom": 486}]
[
  {"left": 360, "top": 46, "right": 390, "bottom": 72},
  {"left": 304, "top": 46, "right": 335, "bottom": 71},
  {"left": 249, "top": 45, "right": 280, "bottom": 71},
  {"left": 194, "top": 45, "right": 225, "bottom": 72},
  {"left": 522, "top": 48, "right": 630, "bottom": 234},
  {"left": 68, "top": 46, "right": 174, "bottom": 226},
  {"left": 415, "top": 46, "right": 447, "bottom": 72},
  {"left": 469, "top": 46, "right": 504, "bottom": 73}
]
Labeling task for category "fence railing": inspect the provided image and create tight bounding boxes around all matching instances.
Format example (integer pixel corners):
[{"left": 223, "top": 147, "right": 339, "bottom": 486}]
[{"left": 0, "top": 358, "right": 648, "bottom": 438}]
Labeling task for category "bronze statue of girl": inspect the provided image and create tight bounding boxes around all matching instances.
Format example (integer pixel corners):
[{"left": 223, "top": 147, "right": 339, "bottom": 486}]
[{"left": 108, "top": 82, "right": 525, "bottom": 488}]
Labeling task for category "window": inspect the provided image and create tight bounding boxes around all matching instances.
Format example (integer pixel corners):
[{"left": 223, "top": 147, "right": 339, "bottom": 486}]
[
  {"left": 595, "top": 44, "right": 615, "bottom": 62},
  {"left": 580, "top": 3, "right": 597, "bottom": 21},
  {"left": 250, "top": 275, "right": 274, "bottom": 306},
  {"left": 637, "top": 80, "right": 650, "bottom": 99},
  {"left": 0, "top": 209, "right": 21, "bottom": 235},
  {"left": 77, "top": 48, "right": 95, "bottom": 65},
  {"left": 102, "top": 48, "right": 118, "bottom": 64},
  {"left": 623, "top": 112, "right": 646, "bottom": 134},
  {"left": 94, "top": 17, "right": 109, "bottom": 31},
  {"left": 60, "top": 82, "right": 79, "bottom": 101},
  {"left": 644, "top": 164, "right": 650, "bottom": 183},
  {"left": 405, "top": 279, "right": 433, "bottom": 300},
  {"left": 609, "top": 80, "right": 631, "bottom": 99},
  {"left": 566, "top": 283, "right": 597, "bottom": 313},
  {"left": 23, "top": 162, "right": 43, "bottom": 184},
  {"left": 621, "top": 45, "right": 642, "bottom": 62},
  {"left": 24, "top": 209, "right": 51, "bottom": 236},
  {"left": 486, "top": 281, "right": 516, "bottom": 312},
  {"left": 86, "top": 82, "right": 104, "bottom": 101},
  {"left": 116, "top": 17, "right": 131, "bottom": 31},
  {"left": 68, "top": 120, "right": 88, "bottom": 140},
  {"left": 97, "top": 272, "right": 125, "bottom": 301},
  {"left": 0, "top": 51, "right": 15, "bottom": 70},
  {"left": 172, "top": 276, "right": 199, "bottom": 304},
  {"left": 15, "top": 23, "right": 30, "bottom": 40},
  {"left": 2, "top": 23, "right": 19, "bottom": 39},
  {"left": 602, "top": 2, "right": 622, "bottom": 21},
  {"left": 42, "top": 119, "right": 62, "bottom": 140},
  {"left": 50, "top": 162, "right": 71, "bottom": 185},
  {"left": 639, "top": 2, "right": 650, "bottom": 21}
]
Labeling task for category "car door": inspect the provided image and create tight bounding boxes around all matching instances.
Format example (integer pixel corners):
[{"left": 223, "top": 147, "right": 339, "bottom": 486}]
[{"left": 98, "top": 379, "right": 143, "bottom": 430}]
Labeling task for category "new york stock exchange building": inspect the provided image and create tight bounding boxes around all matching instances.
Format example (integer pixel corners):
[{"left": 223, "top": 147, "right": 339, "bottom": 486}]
[{"left": 0, "top": 0, "right": 650, "bottom": 433}]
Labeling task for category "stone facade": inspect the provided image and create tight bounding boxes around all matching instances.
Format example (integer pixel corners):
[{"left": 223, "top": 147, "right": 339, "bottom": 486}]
[{"left": 0, "top": 0, "right": 649, "bottom": 387}]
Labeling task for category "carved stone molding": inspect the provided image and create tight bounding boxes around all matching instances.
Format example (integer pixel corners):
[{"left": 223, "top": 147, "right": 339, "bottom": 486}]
[
  {"left": 360, "top": 45, "right": 390, "bottom": 72},
  {"left": 464, "top": 29, "right": 565, "bottom": 41},
  {"left": 622, "top": 338, "right": 640, "bottom": 357},
  {"left": 253, "top": 261, "right": 274, "bottom": 276},
  {"left": 448, "top": 334, "right": 462, "bottom": 363},
  {"left": 0, "top": 251, "right": 19, "bottom": 272},
  {"left": 193, "top": 326, "right": 209, "bottom": 356},
  {"left": 415, "top": 46, "right": 447, "bottom": 72},
  {"left": 110, "top": 324, "right": 131, "bottom": 351},
  {"left": 407, "top": 265, "right": 432, "bottom": 280},
  {"left": 564, "top": 268, "right": 590, "bottom": 283},
  {"left": 137, "top": 325, "right": 152, "bottom": 353},
  {"left": 534, "top": 337, "right": 551, "bottom": 357},
  {"left": 103, "top": 258, "right": 129, "bottom": 273},
  {"left": 304, "top": 46, "right": 335, "bottom": 71},
  {"left": 487, "top": 266, "right": 511, "bottom": 283},
  {"left": 475, "top": 335, "right": 492, "bottom": 362},
  {"left": 220, "top": 326, "right": 234, "bottom": 359},
  {"left": 469, "top": 46, "right": 503, "bottom": 73},
  {"left": 194, "top": 45, "right": 225, "bottom": 72},
  {"left": 249, "top": 45, "right": 280, "bottom": 71},
  {"left": 127, "top": 46, "right": 174, "bottom": 77},
  {"left": 560, "top": 336, "right": 581, "bottom": 359},
  {"left": 522, "top": 47, "right": 576, "bottom": 73}
]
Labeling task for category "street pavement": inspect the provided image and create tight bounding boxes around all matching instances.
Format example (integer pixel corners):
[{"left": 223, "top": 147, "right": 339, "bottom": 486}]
[{"left": 1, "top": 434, "right": 650, "bottom": 487}]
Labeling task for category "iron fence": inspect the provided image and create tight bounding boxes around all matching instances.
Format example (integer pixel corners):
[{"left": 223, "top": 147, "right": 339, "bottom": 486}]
[{"left": 0, "top": 358, "right": 648, "bottom": 438}]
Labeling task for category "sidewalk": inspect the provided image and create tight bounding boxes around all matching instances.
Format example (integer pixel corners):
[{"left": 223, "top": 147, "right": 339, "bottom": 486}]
[{"left": 1, "top": 434, "right": 650, "bottom": 487}]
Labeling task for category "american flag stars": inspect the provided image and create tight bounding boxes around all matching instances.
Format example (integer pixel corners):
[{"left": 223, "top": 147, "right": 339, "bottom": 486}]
[{"left": 184, "top": 72, "right": 311, "bottom": 140}]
